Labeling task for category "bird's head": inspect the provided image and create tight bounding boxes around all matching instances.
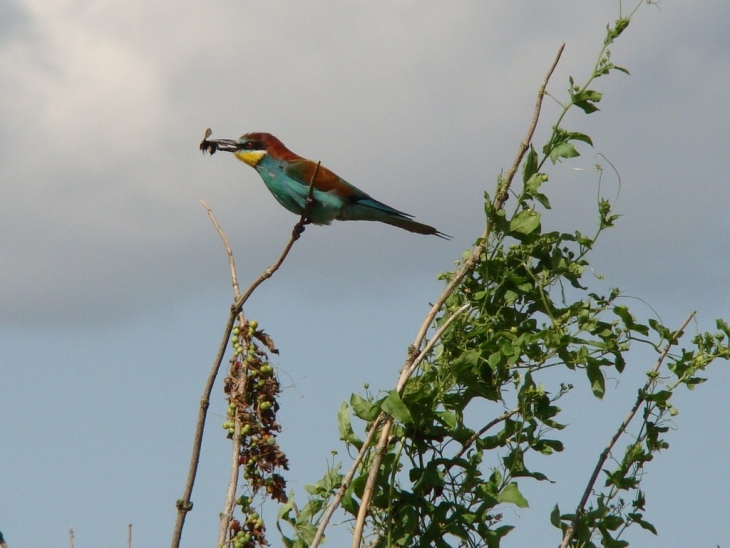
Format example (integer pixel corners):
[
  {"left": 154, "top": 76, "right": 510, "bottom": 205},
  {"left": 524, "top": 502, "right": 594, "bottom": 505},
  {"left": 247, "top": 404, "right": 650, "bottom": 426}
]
[{"left": 199, "top": 131, "right": 300, "bottom": 166}]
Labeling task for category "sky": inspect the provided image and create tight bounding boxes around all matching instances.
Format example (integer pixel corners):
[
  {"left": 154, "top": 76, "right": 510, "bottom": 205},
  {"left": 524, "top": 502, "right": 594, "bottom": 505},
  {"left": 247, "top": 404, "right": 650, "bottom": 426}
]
[{"left": 2, "top": 1, "right": 730, "bottom": 547}]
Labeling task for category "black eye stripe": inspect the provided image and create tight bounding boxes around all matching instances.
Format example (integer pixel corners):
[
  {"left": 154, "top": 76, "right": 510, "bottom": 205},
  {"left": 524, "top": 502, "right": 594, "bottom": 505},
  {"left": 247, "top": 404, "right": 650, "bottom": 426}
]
[{"left": 241, "top": 141, "right": 262, "bottom": 150}]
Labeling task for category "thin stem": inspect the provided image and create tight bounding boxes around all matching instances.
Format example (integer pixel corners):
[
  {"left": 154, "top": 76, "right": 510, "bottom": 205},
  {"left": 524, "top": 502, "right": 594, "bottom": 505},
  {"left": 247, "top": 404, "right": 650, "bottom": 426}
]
[
  {"left": 385, "top": 441, "right": 405, "bottom": 547},
  {"left": 351, "top": 419, "right": 393, "bottom": 548},
  {"left": 217, "top": 395, "right": 243, "bottom": 545},
  {"left": 309, "top": 415, "right": 385, "bottom": 548},
  {"left": 200, "top": 198, "right": 241, "bottom": 297},
  {"left": 451, "top": 409, "right": 519, "bottom": 465}
]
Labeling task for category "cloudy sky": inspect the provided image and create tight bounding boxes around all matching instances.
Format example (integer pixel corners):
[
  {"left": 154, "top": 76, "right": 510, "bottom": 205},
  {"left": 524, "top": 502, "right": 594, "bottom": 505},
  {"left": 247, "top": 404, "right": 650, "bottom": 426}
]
[{"left": 2, "top": 1, "right": 729, "bottom": 547}]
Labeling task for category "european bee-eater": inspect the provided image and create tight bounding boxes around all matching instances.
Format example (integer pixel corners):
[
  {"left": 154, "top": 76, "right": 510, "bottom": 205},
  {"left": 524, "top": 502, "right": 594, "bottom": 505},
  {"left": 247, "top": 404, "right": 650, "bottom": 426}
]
[{"left": 200, "top": 131, "right": 450, "bottom": 238}]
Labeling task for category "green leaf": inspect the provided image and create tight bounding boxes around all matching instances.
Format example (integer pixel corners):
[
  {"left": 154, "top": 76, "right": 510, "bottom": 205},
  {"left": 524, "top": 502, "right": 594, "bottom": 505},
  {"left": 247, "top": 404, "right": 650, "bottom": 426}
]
[
  {"left": 603, "top": 515, "right": 624, "bottom": 530},
  {"left": 602, "top": 537, "right": 629, "bottom": 548},
  {"left": 496, "top": 482, "right": 529, "bottom": 508},
  {"left": 510, "top": 210, "right": 541, "bottom": 235},
  {"left": 295, "top": 499, "right": 323, "bottom": 525},
  {"left": 436, "top": 410, "right": 458, "bottom": 430},
  {"left": 550, "top": 504, "right": 561, "bottom": 528},
  {"left": 524, "top": 173, "right": 551, "bottom": 209},
  {"left": 337, "top": 402, "right": 362, "bottom": 447},
  {"left": 533, "top": 192, "right": 551, "bottom": 209},
  {"left": 550, "top": 141, "right": 580, "bottom": 162},
  {"left": 294, "top": 523, "right": 318, "bottom": 545},
  {"left": 277, "top": 493, "right": 296, "bottom": 522},
  {"left": 413, "top": 463, "right": 445, "bottom": 494},
  {"left": 381, "top": 390, "right": 414, "bottom": 424},
  {"left": 628, "top": 513, "right": 658, "bottom": 535},
  {"left": 606, "top": 17, "right": 630, "bottom": 44},
  {"left": 644, "top": 390, "right": 672, "bottom": 405},
  {"left": 350, "top": 394, "right": 379, "bottom": 421},
  {"left": 565, "top": 131, "right": 594, "bottom": 146},
  {"left": 613, "top": 305, "right": 649, "bottom": 336},
  {"left": 340, "top": 489, "right": 359, "bottom": 515},
  {"left": 574, "top": 101, "right": 600, "bottom": 114},
  {"left": 533, "top": 438, "right": 564, "bottom": 455},
  {"left": 586, "top": 364, "right": 606, "bottom": 398},
  {"left": 485, "top": 525, "right": 514, "bottom": 548},
  {"left": 648, "top": 318, "right": 673, "bottom": 341},
  {"left": 571, "top": 88, "right": 603, "bottom": 114},
  {"left": 484, "top": 191, "right": 494, "bottom": 218},
  {"left": 524, "top": 172, "right": 546, "bottom": 195},
  {"left": 522, "top": 145, "right": 538, "bottom": 183}
]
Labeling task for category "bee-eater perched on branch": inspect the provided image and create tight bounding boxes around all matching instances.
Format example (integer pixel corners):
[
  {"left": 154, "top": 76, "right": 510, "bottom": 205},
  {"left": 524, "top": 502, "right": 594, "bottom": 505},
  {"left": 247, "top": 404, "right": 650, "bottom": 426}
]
[{"left": 200, "top": 131, "right": 450, "bottom": 239}]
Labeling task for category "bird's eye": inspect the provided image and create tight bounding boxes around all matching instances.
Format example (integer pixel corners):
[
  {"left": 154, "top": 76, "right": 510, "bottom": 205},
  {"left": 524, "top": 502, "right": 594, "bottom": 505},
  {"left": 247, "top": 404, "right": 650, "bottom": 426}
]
[{"left": 243, "top": 141, "right": 254, "bottom": 150}]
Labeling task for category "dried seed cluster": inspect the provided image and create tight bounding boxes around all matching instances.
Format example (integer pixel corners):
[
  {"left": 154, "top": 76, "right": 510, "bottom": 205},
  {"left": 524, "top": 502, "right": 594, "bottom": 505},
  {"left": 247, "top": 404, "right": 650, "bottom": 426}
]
[{"left": 224, "top": 319, "right": 288, "bottom": 548}]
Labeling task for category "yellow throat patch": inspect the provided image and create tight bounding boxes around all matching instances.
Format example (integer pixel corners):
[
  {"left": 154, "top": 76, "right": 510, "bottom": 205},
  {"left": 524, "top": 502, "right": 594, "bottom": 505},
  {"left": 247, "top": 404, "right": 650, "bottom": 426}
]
[{"left": 234, "top": 150, "right": 266, "bottom": 167}]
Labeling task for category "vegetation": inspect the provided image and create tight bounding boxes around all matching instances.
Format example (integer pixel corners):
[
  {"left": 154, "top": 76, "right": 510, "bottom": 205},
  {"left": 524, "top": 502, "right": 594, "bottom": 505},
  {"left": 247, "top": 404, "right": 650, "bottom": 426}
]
[{"left": 171, "top": 3, "right": 730, "bottom": 548}]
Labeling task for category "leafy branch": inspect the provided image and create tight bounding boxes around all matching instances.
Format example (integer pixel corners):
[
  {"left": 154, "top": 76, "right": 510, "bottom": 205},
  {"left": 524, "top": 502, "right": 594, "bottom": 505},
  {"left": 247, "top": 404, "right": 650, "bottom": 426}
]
[{"left": 278, "top": 4, "right": 730, "bottom": 548}]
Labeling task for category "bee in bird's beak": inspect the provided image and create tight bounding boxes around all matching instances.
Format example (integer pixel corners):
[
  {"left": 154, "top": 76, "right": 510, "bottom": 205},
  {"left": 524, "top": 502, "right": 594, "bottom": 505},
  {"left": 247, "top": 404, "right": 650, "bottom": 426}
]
[{"left": 199, "top": 128, "right": 239, "bottom": 155}]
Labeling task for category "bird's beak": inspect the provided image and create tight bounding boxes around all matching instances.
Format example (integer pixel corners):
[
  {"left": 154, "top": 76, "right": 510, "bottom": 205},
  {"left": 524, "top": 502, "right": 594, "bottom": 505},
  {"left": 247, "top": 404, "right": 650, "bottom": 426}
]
[{"left": 199, "top": 129, "right": 239, "bottom": 155}]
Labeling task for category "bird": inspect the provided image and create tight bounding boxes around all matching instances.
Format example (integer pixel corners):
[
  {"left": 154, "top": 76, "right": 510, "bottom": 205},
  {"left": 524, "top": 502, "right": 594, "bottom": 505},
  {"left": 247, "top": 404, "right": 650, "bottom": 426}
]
[{"left": 199, "top": 131, "right": 450, "bottom": 238}]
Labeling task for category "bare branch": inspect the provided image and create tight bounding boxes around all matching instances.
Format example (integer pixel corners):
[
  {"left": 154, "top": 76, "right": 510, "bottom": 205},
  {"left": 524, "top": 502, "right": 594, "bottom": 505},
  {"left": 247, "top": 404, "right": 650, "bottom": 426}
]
[
  {"left": 200, "top": 198, "right": 240, "bottom": 297},
  {"left": 171, "top": 162, "right": 321, "bottom": 548},
  {"left": 232, "top": 161, "right": 321, "bottom": 315}
]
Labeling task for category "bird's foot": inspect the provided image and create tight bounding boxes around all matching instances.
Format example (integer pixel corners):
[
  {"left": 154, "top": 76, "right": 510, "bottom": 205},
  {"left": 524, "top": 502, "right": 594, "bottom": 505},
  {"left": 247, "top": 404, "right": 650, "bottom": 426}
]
[{"left": 292, "top": 223, "right": 306, "bottom": 239}]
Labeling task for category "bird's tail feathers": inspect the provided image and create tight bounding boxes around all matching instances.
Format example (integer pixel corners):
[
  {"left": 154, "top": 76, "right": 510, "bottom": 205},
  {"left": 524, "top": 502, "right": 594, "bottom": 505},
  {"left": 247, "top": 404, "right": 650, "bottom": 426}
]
[
  {"left": 379, "top": 214, "right": 451, "bottom": 239},
  {"left": 340, "top": 201, "right": 451, "bottom": 239}
]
